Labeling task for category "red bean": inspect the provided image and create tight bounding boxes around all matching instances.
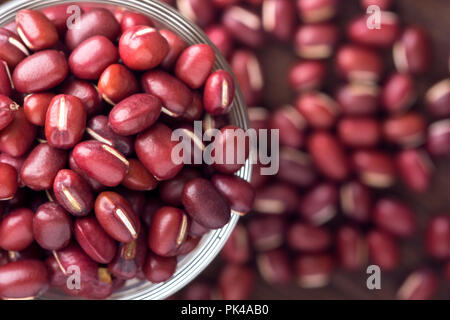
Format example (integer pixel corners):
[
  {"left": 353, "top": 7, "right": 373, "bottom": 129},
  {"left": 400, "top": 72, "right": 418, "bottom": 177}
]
[
  {"left": 221, "top": 223, "right": 251, "bottom": 264},
  {"left": 74, "top": 216, "right": 117, "bottom": 264},
  {"left": 0, "top": 208, "right": 34, "bottom": 251},
  {"left": 287, "top": 222, "right": 331, "bottom": 253},
  {"left": 270, "top": 106, "right": 306, "bottom": 149},
  {"left": 16, "top": 9, "right": 59, "bottom": 51},
  {"left": 381, "top": 73, "right": 416, "bottom": 114},
  {"left": 119, "top": 26, "right": 169, "bottom": 71},
  {"left": 182, "top": 178, "right": 231, "bottom": 229},
  {"left": 338, "top": 117, "right": 381, "bottom": 148},
  {"left": 352, "top": 150, "right": 396, "bottom": 188},
  {"left": 159, "top": 168, "right": 200, "bottom": 206},
  {"left": 69, "top": 36, "right": 119, "bottom": 80},
  {"left": 296, "top": 91, "right": 340, "bottom": 129},
  {"left": 394, "top": 26, "right": 431, "bottom": 75},
  {"left": 295, "top": 254, "right": 334, "bottom": 288},
  {"left": 141, "top": 70, "right": 193, "bottom": 117},
  {"left": 159, "top": 29, "right": 188, "bottom": 70},
  {"left": 95, "top": 191, "right": 141, "bottom": 243},
  {"left": 0, "top": 95, "right": 19, "bottom": 131},
  {"left": 0, "top": 163, "right": 17, "bottom": 200},
  {"left": 336, "top": 45, "right": 383, "bottom": 83},
  {"left": 426, "top": 79, "right": 450, "bottom": 118},
  {"left": 177, "top": 0, "right": 217, "bottom": 28},
  {"left": 336, "top": 226, "right": 367, "bottom": 271},
  {"left": 203, "top": 70, "right": 235, "bottom": 115},
  {"left": 68, "top": 151, "right": 105, "bottom": 193},
  {"left": 335, "top": 83, "right": 380, "bottom": 116},
  {"left": 253, "top": 182, "right": 299, "bottom": 215},
  {"left": 86, "top": 115, "right": 133, "bottom": 156},
  {"left": 222, "top": 6, "right": 265, "bottom": 48},
  {"left": 65, "top": 8, "right": 120, "bottom": 51},
  {"left": 12, "top": 50, "right": 68, "bottom": 93},
  {"left": 143, "top": 252, "right": 177, "bottom": 283},
  {"left": 383, "top": 112, "right": 426, "bottom": 148},
  {"left": 135, "top": 123, "right": 184, "bottom": 181},
  {"left": 397, "top": 269, "right": 438, "bottom": 300},
  {"left": 122, "top": 159, "right": 158, "bottom": 192},
  {"left": 395, "top": 149, "right": 433, "bottom": 193},
  {"left": 340, "top": 180, "right": 372, "bottom": 223},
  {"left": 33, "top": 202, "right": 72, "bottom": 251},
  {"left": 367, "top": 229, "right": 399, "bottom": 270},
  {"left": 257, "top": 249, "right": 293, "bottom": 285},
  {"left": 308, "top": 131, "right": 350, "bottom": 181},
  {"left": 373, "top": 198, "right": 416, "bottom": 238},
  {"left": 0, "top": 260, "right": 49, "bottom": 299},
  {"left": 0, "top": 61, "right": 13, "bottom": 97},
  {"left": 98, "top": 64, "right": 139, "bottom": 105},
  {"left": 296, "top": 0, "right": 338, "bottom": 23},
  {"left": 427, "top": 119, "right": 450, "bottom": 157},
  {"left": 119, "top": 10, "right": 154, "bottom": 31},
  {"left": 42, "top": 4, "right": 84, "bottom": 35},
  {"left": 72, "top": 140, "right": 129, "bottom": 187},
  {"left": 248, "top": 216, "right": 285, "bottom": 252},
  {"left": 298, "top": 182, "right": 338, "bottom": 225},
  {"left": 211, "top": 174, "right": 255, "bottom": 215},
  {"left": 53, "top": 169, "right": 94, "bottom": 216},
  {"left": 0, "top": 28, "right": 30, "bottom": 68},
  {"left": 23, "top": 92, "right": 55, "bottom": 126},
  {"left": 262, "top": 0, "right": 297, "bottom": 42},
  {"left": 294, "top": 23, "right": 339, "bottom": 60},
  {"left": 219, "top": 264, "right": 255, "bottom": 300},
  {"left": 288, "top": 60, "right": 327, "bottom": 92},
  {"left": 20, "top": 143, "right": 67, "bottom": 191},
  {"left": 175, "top": 44, "right": 215, "bottom": 90},
  {"left": 205, "top": 25, "right": 234, "bottom": 58},
  {"left": 148, "top": 207, "right": 189, "bottom": 257},
  {"left": 361, "top": 0, "right": 393, "bottom": 10},
  {"left": 277, "top": 147, "right": 317, "bottom": 187},
  {"left": 109, "top": 94, "right": 161, "bottom": 136},
  {"left": 425, "top": 215, "right": 450, "bottom": 260},
  {"left": 45, "top": 95, "right": 87, "bottom": 149}
]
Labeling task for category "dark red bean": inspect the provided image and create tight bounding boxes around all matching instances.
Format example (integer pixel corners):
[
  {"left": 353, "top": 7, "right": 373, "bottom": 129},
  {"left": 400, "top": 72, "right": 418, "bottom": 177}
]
[
  {"left": 53, "top": 169, "right": 93, "bottom": 216},
  {"left": 347, "top": 12, "right": 400, "bottom": 48},
  {"left": 425, "top": 215, "right": 450, "bottom": 260},
  {"left": 68, "top": 151, "right": 104, "bottom": 192},
  {"left": 143, "top": 252, "right": 177, "bottom": 283},
  {"left": 222, "top": 6, "right": 265, "bottom": 48},
  {"left": 338, "top": 117, "right": 381, "bottom": 148},
  {"left": 426, "top": 79, "right": 450, "bottom": 118},
  {"left": 0, "top": 163, "right": 17, "bottom": 201},
  {"left": 427, "top": 119, "right": 450, "bottom": 157},
  {"left": 177, "top": 0, "right": 217, "bottom": 28},
  {"left": 98, "top": 64, "right": 139, "bottom": 105},
  {"left": 72, "top": 140, "right": 129, "bottom": 187},
  {"left": 352, "top": 150, "right": 396, "bottom": 188},
  {"left": 12, "top": 50, "right": 68, "bottom": 93},
  {"left": 383, "top": 112, "right": 426, "bottom": 148},
  {"left": 74, "top": 216, "right": 117, "bottom": 264},
  {"left": 0, "top": 109, "right": 37, "bottom": 158},
  {"left": 205, "top": 25, "right": 234, "bottom": 58},
  {"left": 340, "top": 180, "right": 372, "bottom": 223},
  {"left": 221, "top": 223, "right": 251, "bottom": 264},
  {"left": 109, "top": 94, "right": 161, "bottom": 136},
  {"left": 308, "top": 131, "right": 350, "bottom": 181},
  {"left": 298, "top": 182, "right": 338, "bottom": 225},
  {"left": 361, "top": 0, "right": 393, "bottom": 10},
  {"left": 287, "top": 222, "right": 331, "bottom": 253},
  {"left": 296, "top": 0, "right": 338, "bottom": 23},
  {"left": 0, "top": 96, "right": 19, "bottom": 132},
  {"left": 119, "top": 10, "right": 154, "bottom": 31},
  {"left": 159, "top": 29, "right": 188, "bottom": 70},
  {"left": 211, "top": 174, "right": 255, "bottom": 215},
  {"left": 296, "top": 91, "right": 340, "bottom": 129},
  {"left": 20, "top": 143, "right": 67, "bottom": 191},
  {"left": 335, "top": 83, "right": 380, "bottom": 116},
  {"left": 141, "top": 70, "right": 193, "bottom": 117},
  {"left": 135, "top": 123, "right": 184, "bottom": 181},
  {"left": 16, "top": 9, "right": 59, "bottom": 51},
  {"left": 182, "top": 178, "right": 231, "bottom": 229},
  {"left": 336, "top": 45, "right": 383, "bottom": 83},
  {"left": 277, "top": 147, "right": 317, "bottom": 187},
  {"left": 95, "top": 191, "right": 141, "bottom": 243},
  {"left": 180, "top": 91, "right": 204, "bottom": 121},
  {"left": 295, "top": 254, "right": 334, "bottom": 288},
  {"left": 336, "top": 226, "right": 367, "bottom": 271},
  {"left": 69, "top": 35, "right": 119, "bottom": 80},
  {"left": 182, "top": 281, "right": 214, "bottom": 300},
  {"left": 294, "top": 23, "right": 339, "bottom": 60},
  {"left": 119, "top": 26, "right": 169, "bottom": 71},
  {"left": 122, "top": 159, "right": 158, "bottom": 191},
  {"left": 288, "top": 60, "right": 327, "bottom": 92},
  {"left": 219, "top": 264, "right": 255, "bottom": 300},
  {"left": 367, "top": 229, "right": 399, "bottom": 270},
  {"left": 248, "top": 216, "right": 285, "bottom": 252},
  {"left": 253, "top": 182, "right": 299, "bottom": 215},
  {"left": 373, "top": 198, "right": 416, "bottom": 238},
  {"left": 23, "top": 92, "right": 55, "bottom": 126},
  {"left": 0, "top": 208, "right": 34, "bottom": 251},
  {"left": 203, "top": 70, "right": 235, "bottom": 115},
  {"left": 397, "top": 269, "right": 438, "bottom": 300},
  {"left": 381, "top": 73, "right": 416, "bottom": 114},
  {"left": 0, "top": 28, "right": 29, "bottom": 68},
  {"left": 45, "top": 94, "right": 87, "bottom": 149},
  {"left": 270, "top": 106, "right": 306, "bottom": 149},
  {"left": 33, "top": 202, "right": 72, "bottom": 251},
  {"left": 60, "top": 79, "right": 103, "bottom": 117},
  {"left": 262, "top": 0, "right": 297, "bottom": 41},
  {"left": 86, "top": 115, "right": 133, "bottom": 156},
  {"left": 257, "top": 249, "right": 293, "bottom": 285},
  {"left": 394, "top": 26, "right": 431, "bottom": 75},
  {"left": 159, "top": 168, "right": 200, "bottom": 206},
  {"left": 0, "top": 260, "right": 48, "bottom": 299},
  {"left": 148, "top": 206, "right": 189, "bottom": 257},
  {"left": 42, "top": 4, "right": 84, "bottom": 35},
  {"left": 175, "top": 44, "right": 215, "bottom": 89},
  {"left": 65, "top": 8, "right": 120, "bottom": 51},
  {"left": 396, "top": 149, "right": 433, "bottom": 193},
  {"left": 0, "top": 62, "right": 13, "bottom": 98}
]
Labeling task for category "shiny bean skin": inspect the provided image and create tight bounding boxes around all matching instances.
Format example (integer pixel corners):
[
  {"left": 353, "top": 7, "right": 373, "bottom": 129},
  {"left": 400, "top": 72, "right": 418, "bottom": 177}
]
[
  {"left": 68, "top": 151, "right": 105, "bottom": 193},
  {"left": 60, "top": 78, "right": 103, "bottom": 117},
  {"left": 122, "top": 159, "right": 158, "bottom": 191},
  {"left": 0, "top": 28, "right": 30, "bottom": 68},
  {"left": 53, "top": 169, "right": 94, "bottom": 216},
  {"left": 182, "top": 178, "right": 231, "bottom": 229},
  {"left": 0, "top": 208, "right": 34, "bottom": 252},
  {"left": 159, "top": 168, "right": 200, "bottom": 206},
  {"left": 109, "top": 94, "right": 162, "bottom": 136},
  {"left": 72, "top": 140, "right": 129, "bottom": 187},
  {"left": 65, "top": 8, "right": 120, "bottom": 51},
  {"left": 141, "top": 70, "right": 193, "bottom": 118},
  {"left": 45, "top": 95, "right": 87, "bottom": 149},
  {"left": 98, "top": 64, "right": 139, "bottom": 105},
  {"left": 0, "top": 163, "right": 18, "bottom": 200},
  {"left": 135, "top": 123, "right": 184, "bottom": 181},
  {"left": 159, "top": 29, "right": 188, "bottom": 70},
  {"left": 1, "top": 97, "right": 19, "bottom": 135},
  {"left": 12, "top": 50, "right": 68, "bottom": 93},
  {"left": 16, "top": 9, "right": 59, "bottom": 51},
  {"left": 0, "top": 109, "right": 37, "bottom": 157},
  {"left": 20, "top": 143, "right": 67, "bottom": 191},
  {"left": 33, "top": 202, "right": 72, "bottom": 251},
  {"left": 211, "top": 174, "right": 255, "bottom": 215},
  {"left": 23, "top": 93, "right": 55, "bottom": 126},
  {"left": 203, "top": 70, "right": 235, "bottom": 115},
  {"left": 74, "top": 216, "right": 117, "bottom": 264},
  {"left": 143, "top": 252, "right": 177, "bottom": 283},
  {"left": 175, "top": 44, "right": 216, "bottom": 89},
  {"left": 0, "top": 61, "right": 13, "bottom": 97},
  {"left": 0, "top": 260, "right": 49, "bottom": 299},
  {"left": 148, "top": 207, "right": 189, "bottom": 257},
  {"left": 95, "top": 191, "right": 141, "bottom": 243},
  {"left": 69, "top": 35, "right": 119, "bottom": 80}
]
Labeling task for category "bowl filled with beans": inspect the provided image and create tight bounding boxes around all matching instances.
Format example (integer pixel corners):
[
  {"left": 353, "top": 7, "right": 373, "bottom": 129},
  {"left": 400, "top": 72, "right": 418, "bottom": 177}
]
[{"left": 0, "top": 0, "right": 254, "bottom": 300}]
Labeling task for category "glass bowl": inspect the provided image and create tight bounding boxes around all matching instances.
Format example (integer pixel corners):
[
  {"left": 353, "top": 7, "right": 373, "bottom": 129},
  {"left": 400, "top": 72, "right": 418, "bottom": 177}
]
[{"left": 0, "top": 0, "right": 251, "bottom": 300}]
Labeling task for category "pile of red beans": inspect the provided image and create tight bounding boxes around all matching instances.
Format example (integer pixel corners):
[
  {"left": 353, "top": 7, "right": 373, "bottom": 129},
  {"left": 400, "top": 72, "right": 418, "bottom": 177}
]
[
  {"left": 0, "top": 2, "right": 256, "bottom": 299},
  {"left": 163, "top": 0, "right": 450, "bottom": 300}
]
